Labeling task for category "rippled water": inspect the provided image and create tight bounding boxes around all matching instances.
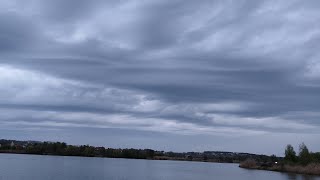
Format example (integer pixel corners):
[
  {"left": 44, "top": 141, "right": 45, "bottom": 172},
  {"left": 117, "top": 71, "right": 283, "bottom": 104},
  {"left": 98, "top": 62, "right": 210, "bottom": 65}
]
[{"left": 0, "top": 154, "right": 319, "bottom": 180}]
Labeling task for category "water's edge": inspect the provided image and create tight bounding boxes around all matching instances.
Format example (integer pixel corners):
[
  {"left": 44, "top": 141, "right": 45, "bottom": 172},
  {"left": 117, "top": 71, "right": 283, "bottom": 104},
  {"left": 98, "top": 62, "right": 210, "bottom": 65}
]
[
  {"left": 0, "top": 151, "right": 236, "bottom": 164},
  {"left": 1, "top": 152, "right": 319, "bottom": 177},
  {"left": 239, "top": 164, "right": 320, "bottom": 176}
]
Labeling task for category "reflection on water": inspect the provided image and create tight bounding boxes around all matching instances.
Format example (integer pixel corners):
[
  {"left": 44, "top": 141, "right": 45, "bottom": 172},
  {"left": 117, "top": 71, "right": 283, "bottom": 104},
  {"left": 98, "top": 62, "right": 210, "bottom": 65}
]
[
  {"left": 0, "top": 154, "right": 319, "bottom": 180},
  {"left": 286, "top": 173, "right": 318, "bottom": 180}
]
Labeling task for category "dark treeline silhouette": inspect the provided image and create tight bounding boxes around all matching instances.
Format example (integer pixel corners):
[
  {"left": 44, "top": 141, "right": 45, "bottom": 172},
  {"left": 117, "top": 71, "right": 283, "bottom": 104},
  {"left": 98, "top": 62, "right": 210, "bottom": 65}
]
[
  {"left": 284, "top": 143, "right": 320, "bottom": 165},
  {"left": 0, "top": 139, "right": 277, "bottom": 163},
  {"left": 0, "top": 139, "right": 155, "bottom": 159}
]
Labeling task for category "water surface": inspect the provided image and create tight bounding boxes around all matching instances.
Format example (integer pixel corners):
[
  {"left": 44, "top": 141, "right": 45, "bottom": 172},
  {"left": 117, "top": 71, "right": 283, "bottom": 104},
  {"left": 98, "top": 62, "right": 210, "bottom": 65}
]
[{"left": 0, "top": 154, "right": 319, "bottom": 180}]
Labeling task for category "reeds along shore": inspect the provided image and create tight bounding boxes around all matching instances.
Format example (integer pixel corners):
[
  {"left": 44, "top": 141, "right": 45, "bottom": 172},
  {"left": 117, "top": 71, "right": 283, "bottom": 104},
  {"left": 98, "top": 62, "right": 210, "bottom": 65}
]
[
  {"left": 239, "top": 159, "right": 320, "bottom": 176},
  {"left": 240, "top": 143, "right": 320, "bottom": 176}
]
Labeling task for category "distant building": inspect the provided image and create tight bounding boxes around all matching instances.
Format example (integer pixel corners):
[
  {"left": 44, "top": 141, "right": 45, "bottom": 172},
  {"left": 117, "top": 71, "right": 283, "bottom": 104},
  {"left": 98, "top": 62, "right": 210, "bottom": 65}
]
[{"left": 10, "top": 142, "right": 14, "bottom": 147}]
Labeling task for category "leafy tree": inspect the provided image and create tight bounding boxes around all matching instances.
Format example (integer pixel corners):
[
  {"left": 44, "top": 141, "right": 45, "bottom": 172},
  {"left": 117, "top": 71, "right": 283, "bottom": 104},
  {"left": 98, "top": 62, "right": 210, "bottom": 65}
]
[
  {"left": 311, "top": 152, "right": 320, "bottom": 163},
  {"left": 284, "top": 144, "right": 297, "bottom": 163},
  {"left": 299, "top": 143, "right": 311, "bottom": 165}
]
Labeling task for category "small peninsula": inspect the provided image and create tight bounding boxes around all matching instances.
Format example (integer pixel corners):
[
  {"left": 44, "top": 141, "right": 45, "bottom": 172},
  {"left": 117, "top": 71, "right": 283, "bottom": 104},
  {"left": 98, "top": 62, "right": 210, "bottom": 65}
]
[{"left": 239, "top": 143, "right": 320, "bottom": 176}]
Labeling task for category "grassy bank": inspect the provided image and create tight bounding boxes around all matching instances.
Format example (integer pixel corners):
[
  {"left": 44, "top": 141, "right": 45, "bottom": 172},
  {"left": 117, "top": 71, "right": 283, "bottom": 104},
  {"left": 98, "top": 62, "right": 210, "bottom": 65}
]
[{"left": 239, "top": 159, "right": 320, "bottom": 176}]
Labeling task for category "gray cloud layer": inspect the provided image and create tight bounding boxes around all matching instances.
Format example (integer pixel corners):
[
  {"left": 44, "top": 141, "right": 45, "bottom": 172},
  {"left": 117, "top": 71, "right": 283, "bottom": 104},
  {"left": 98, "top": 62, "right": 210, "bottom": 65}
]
[{"left": 1, "top": 0, "right": 320, "bottom": 154}]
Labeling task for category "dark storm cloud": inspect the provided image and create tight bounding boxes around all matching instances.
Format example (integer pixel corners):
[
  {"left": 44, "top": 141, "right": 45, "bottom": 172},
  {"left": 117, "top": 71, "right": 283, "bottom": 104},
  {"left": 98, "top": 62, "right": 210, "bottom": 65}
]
[
  {"left": 0, "top": 12, "right": 40, "bottom": 52},
  {"left": 1, "top": 0, "right": 320, "bottom": 153},
  {"left": 37, "top": 0, "right": 105, "bottom": 22}
]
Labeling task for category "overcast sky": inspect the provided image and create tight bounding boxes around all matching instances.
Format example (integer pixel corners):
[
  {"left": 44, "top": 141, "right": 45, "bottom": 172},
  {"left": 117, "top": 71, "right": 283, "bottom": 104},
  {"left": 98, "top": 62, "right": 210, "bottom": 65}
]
[{"left": 1, "top": 0, "right": 320, "bottom": 155}]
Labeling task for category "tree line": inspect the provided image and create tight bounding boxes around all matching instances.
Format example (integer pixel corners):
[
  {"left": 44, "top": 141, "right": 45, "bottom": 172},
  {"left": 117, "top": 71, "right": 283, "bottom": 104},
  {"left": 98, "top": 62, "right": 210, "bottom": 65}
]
[
  {"left": 284, "top": 143, "right": 320, "bottom": 165},
  {"left": 1, "top": 139, "right": 298, "bottom": 164},
  {"left": 0, "top": 141, "right": 155, "bottom": 159}
]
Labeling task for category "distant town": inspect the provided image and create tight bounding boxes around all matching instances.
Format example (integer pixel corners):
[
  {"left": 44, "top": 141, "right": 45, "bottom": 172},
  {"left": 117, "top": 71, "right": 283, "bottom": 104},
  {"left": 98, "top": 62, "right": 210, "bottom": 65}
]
[{"left": 0, "top": 139, "right": 279, "bottom": 163}]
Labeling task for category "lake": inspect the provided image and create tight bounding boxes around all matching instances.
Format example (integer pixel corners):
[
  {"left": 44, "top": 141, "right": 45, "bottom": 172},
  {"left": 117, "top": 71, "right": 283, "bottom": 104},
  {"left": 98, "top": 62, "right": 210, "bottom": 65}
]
[{"left": 0, "top": 154, "right": 319, "bottom": 180}]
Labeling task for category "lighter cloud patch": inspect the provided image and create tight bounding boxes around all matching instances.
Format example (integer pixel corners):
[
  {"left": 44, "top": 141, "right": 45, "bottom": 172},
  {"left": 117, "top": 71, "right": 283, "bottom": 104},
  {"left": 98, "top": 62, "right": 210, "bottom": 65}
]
[
  {"left": 161, "top": 101, "right": 250, "bottom": 115},
  {"left": 0, "top": 65, "right": 95, "bottom": 104},
  {"left": 0, "top": 65, "right": 164, "bottom": 112}
]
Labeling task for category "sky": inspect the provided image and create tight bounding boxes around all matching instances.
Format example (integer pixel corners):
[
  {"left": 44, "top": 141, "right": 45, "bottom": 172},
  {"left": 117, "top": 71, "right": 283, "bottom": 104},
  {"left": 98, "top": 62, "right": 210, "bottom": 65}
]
[{"left": 0, "top": 0, "right": 320, "bottom": 156}]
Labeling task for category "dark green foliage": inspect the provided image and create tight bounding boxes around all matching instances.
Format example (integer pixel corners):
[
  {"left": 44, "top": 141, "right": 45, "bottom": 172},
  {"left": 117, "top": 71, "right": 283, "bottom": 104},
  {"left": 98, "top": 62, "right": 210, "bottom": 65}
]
[
  {"left": 285, "top": 144, "right": 297, "bottom": 163},
  {"left": 311, "top": 152, "right": 320, "bottom": 163},
  {"left": 283, "top": 143, "right": 320, "bottom": 166},
  {"left": 0, "top": 140, "right": 155, "bottom": 159},
  {"left": 298, "top": 143, "right": 311, "bottom": 165}
]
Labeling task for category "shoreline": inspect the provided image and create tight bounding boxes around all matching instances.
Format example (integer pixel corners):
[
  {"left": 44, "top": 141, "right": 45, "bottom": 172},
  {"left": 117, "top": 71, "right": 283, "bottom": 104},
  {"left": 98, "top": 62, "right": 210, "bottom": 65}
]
[
  {"left": 0, "top": 139, "right": 272, "bottom": 164},
  {"left": 0, "top": 151, "right": 237, "bottom": 164},
  {"left": 2, "top": 151, "right": 319, "bottom": 176},
  {"left": 239, "top": 161, "right": 320, "bottom": 176}
]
